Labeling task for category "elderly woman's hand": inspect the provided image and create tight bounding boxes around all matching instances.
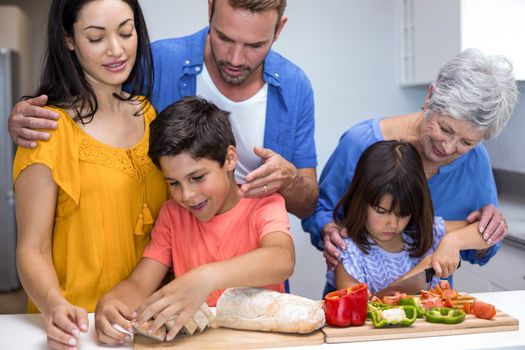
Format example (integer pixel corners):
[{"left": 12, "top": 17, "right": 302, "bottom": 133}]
[
  {"left": 322, "top": 222, "right": 348, "bottom": 270},
  {"left": 466, "top": 204, "right": 508, "bottom": 245}
]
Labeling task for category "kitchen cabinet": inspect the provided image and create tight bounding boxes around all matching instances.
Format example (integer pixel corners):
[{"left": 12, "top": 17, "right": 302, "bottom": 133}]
[
  {"left": 455, "top": 242, "right": 525, "bottom": 292},
  {"left": 455, "top": 194, "right": 525, "bottom": 292},
  {"left": 399, "top": 0, "right": 525, "bottom": 85}
]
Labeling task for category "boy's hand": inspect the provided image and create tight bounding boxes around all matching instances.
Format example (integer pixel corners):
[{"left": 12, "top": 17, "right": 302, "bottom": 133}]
[
  {"left": 44, "top": 302, "right": 88, "bottom": 350},
  {"left": 137, "top": 269, "right": 212, "bottom": 341},
  {"left": 95, "top": 296, "right": 135, "bottom": 345}
]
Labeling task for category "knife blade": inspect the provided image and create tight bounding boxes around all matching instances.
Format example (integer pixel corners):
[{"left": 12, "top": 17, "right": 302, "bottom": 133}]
[{"left": 374, "top": 267, "right": 435, "bottom": 298}]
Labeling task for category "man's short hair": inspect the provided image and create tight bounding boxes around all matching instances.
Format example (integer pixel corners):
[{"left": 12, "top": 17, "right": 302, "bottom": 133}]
[
  {"left": 148, "top": 96, "right": 236, "bottom": 168},
  {"left": 210, "top": 0, "right": 287, "bottom": 25}
]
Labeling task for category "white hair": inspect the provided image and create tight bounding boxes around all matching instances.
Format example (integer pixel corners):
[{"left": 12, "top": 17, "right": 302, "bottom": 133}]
[{"left": 426, "top": 48, "right": 519, "bottom": 139}]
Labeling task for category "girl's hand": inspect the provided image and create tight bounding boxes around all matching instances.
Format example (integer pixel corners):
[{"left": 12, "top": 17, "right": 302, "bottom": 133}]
[
  {"left": 95, "top": 296, "right": 135, "bottom": 346},
  {"left": 44, "top": 302, "right": 88, "bottom": 350},
  {"left": 322, "top": 222, "right": 349, "bottom": 270},
  {"left": 431, "top": 240, "right": 460, "bottom": 278},
  {"left": 137, "top": 269, "right": 212, "bottom": 341}
]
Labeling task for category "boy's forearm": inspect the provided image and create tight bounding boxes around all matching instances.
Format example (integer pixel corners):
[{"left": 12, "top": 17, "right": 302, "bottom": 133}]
[
  {"left": 200, "top": 239, "right": 295, "bottom": 293},
  {"left": 99, "top": 258, "right": 169, "bottom": 312},
  {"left": 101, "top": 278, "right": 150, "bottom": 311}
]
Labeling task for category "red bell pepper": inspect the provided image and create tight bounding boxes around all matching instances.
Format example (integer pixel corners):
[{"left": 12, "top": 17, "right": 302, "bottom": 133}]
[{"left": 323, "top": 284, "right": 368, "bottom": 327}]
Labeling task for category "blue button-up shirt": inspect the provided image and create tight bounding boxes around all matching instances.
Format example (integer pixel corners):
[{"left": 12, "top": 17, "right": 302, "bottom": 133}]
[{"left": 149, "top": 27, "right": 317, "bottom": 170}]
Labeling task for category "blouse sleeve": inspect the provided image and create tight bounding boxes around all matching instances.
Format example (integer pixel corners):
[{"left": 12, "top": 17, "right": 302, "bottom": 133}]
[
  {"left": 339, "top": 238, "right": 366, "bottom": 283},
  {"left": 12, "top": 107, "right": 81, "bottom": 206},
  {"left": 430, "top": 216, "right": 447, "bottom": 252}
]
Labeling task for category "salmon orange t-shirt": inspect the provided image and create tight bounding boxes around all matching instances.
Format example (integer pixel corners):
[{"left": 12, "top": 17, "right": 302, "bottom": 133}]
[{"left": 143, "top": 193, "right": 292, "bottom": 306}]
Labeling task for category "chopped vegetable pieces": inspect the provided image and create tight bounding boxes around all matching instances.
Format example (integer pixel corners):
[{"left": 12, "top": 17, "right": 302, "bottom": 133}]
[
  {"left": 399, "top": 296, "right": 426, "bottom": 318},
  {"left": 371, "top": 306, "right": 417, "bottom": 328},
  {"left": 472, "top": 300, "right": 497, "bottom": 320},
  {"left": 425, "top": 307, "right": 465, "bottom": 324}
]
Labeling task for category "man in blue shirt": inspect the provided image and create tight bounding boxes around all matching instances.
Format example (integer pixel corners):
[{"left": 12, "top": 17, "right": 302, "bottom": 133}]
[{"left": 8, "top": 0, "right": 319, "bottom": 219}]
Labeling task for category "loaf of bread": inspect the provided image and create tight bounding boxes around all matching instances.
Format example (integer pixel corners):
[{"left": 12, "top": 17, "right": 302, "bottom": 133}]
[
  {"left": 132, "top": 319, "right": 167, "bottom": 342},
  {"left": 216, "top": 287, "right": 325, "bottom": 333}
]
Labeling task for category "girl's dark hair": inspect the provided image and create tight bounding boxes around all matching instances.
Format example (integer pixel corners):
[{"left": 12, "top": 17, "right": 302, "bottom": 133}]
[
  {"left": 334, "top": 141, "right": 434, "bottom": 257},
  {"left": 28, "top": 0, "right": 153, "bottom": 123},
  {"left": 149, "top": 96, "right": 236, "bottom": 168}
]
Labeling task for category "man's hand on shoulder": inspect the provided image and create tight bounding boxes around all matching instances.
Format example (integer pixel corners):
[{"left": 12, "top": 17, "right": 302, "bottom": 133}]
[
  {"left": 240, "top": 146, "right": 318, "bottom": 218},
  {"left": 240, "top": 146, "right": 297, "bottom": 197},
  {"left": 8, "top": 95, "right": 60, "bottom": 148}
]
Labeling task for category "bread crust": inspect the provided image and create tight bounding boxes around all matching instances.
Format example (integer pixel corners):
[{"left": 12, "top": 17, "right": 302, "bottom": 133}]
[{"left": 216, "top": 287, "right": 325, "bottom": 333}]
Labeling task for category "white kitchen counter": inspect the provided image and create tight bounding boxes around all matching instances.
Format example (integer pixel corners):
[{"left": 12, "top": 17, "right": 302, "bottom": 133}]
[{"left": 0, "top": 291, "right": 523, "bottom": 350}]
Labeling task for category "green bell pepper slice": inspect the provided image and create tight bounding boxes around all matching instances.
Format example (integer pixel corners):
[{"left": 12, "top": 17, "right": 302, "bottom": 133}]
[
  {"left": 425, "top": 307, "right": 465, "bottom": 324},
  {"left": 367, "top": 301, "right": 390, "bottom": 320},
  {"left": 371, "top": 305, "right": 417, "bottom": 328},
  {"left": 399, "top": 296, "right": 426, "bottom": 318}
]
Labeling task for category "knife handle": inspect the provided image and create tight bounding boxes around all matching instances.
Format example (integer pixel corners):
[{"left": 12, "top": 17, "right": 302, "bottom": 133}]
[{"left": 425, "top": 260, "right": 461, "bottom": 283}]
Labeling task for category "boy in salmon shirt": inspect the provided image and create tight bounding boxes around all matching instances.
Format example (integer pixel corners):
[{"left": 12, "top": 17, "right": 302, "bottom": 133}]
[{"left": 94, "top": 96, "right": 295, "bottom": 345}]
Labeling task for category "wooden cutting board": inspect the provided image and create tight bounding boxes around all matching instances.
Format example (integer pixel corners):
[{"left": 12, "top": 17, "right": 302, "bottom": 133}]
[
  {"left": 134, "top": 327, "right": 324, "bottom": 349},
  {"left": 323, "top": 309, "right": 519, "bottom": 343}
]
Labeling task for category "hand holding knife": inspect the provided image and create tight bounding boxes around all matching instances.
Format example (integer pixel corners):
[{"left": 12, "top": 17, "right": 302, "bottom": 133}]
[{"left": 374, "top": 260, "right": 461, "bottom": 298}]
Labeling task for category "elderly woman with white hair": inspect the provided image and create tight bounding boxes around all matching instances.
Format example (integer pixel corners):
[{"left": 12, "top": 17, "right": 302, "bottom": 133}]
[{"left": 302, "top": 48, "right": 519, "bottom": 295}]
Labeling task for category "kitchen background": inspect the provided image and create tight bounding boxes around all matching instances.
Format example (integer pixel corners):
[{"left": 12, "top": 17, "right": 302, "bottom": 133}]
[{"left": 0, "top": 0, "right": 523, "bottom": 313}]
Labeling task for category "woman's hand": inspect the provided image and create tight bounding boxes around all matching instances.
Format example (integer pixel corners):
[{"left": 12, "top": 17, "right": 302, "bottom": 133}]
[
  {"left": 466, "top": 204, "right": 508, "bottom": 244},
  {"left": 136, "top": 268, "right": 212, "bottom": 341},
  {"left": 322, "top": 222, "right": 348, "bottom": 270},
  {"left": 95, "top": 296, "right": 135, "bottom": 346},
  {"left": 43, "top": 302, "right": 88, "bottom": 350}
]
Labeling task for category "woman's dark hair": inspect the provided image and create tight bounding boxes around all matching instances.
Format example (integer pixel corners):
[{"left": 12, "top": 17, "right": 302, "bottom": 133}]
[
  {"left": 334, "top": 141, "right": 434, "bottom": 257},
  {"left": 149, "top": 96, "right": 236, "bottom": 168},
  {"left": 28, "top": 0, "right": 153, "bottom": 123}
]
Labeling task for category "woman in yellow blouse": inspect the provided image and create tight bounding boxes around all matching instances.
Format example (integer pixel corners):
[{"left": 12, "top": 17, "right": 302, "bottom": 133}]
[{"left": 12, "top": 0, "right": 167, "bottom": 348}]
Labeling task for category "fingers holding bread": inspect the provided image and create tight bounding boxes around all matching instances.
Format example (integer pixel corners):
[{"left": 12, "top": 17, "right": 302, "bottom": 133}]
[{"left": 133, "top": 303, "right": 217, "bottom": 342}]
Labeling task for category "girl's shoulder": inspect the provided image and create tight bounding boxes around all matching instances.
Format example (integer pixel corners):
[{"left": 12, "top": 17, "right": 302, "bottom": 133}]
[
  {"left": 342, "top": 237, "right": 363, "bottom": 252},
  {"left": 429, "top": 216, "right": 447, "bottom": 251}
]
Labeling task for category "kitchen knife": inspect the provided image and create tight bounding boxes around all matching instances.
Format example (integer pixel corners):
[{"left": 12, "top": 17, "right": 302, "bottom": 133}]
[
  {"left": 374, "top": 260, "right": 461, "bottom": 298},
  {"left": 374, "top": 267, "right": 434, "bottom": 298}
]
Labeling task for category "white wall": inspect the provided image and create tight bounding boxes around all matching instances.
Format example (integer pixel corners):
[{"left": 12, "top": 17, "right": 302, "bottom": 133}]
[
  {"left": 139, "top": 0, "right": 428, "bottom": 299},
  {"left": 484, "top": 83, "right": 525, "bottom": 174}
]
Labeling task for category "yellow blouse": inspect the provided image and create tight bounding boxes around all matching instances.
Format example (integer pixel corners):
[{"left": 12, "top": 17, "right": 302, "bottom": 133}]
[{"left": 13, "top": 101, "right": 168, "bottom": 313}]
